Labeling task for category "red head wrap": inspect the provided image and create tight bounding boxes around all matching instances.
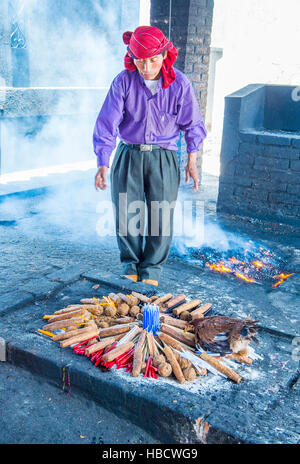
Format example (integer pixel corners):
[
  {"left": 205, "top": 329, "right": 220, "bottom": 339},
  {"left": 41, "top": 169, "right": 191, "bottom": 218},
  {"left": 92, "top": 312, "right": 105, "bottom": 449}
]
[{"left": 123, "top": 26, "right": 178, "bottom": 89}]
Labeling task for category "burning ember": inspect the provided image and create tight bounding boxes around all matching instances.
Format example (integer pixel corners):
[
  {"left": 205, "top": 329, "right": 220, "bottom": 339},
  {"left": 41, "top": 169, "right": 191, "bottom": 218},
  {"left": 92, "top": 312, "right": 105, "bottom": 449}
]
[{"left": 179, "top": 243, "right": 294, "bottom": 287}]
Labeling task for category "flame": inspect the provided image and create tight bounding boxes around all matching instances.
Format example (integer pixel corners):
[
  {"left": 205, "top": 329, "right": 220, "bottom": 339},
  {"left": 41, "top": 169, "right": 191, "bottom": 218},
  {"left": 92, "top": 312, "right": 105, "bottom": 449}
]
[
  {"left": 235, "top": 272, "right": 256, "bottom": 283},
  {"left": 206, "top": 262, "right": 231, "bottom": 273},
  {"left": 207, "top": 261, "right": 256, "bottom": 283},
  {"left": 203, "top": 248, "right": 292, "bottom": 287},
  {"left": 272, "top": 273, "right": 294, "bottom": 287},
  {"left": 252, "top": 260, "right": 263, "bottom": 268}
]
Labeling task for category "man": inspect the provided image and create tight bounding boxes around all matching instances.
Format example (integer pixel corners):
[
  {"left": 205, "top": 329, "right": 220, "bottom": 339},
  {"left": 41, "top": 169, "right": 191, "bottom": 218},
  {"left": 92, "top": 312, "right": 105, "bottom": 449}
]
[{"left": 93, "top": 25, "right": 207, "bottom": 286}]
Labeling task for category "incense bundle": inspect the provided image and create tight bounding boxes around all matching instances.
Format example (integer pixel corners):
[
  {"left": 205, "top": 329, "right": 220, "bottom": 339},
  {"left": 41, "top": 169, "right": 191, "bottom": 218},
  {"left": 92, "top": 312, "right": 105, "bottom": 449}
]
[
  {"left": 158, "top": 333, "right": 192, "bottom": 353},
  {"left": 131, "top": 291, "right": 151, "bottom": 303},
  {"left": 160, "top": 315, "right": 194, "bottom": 332},
  {"left": 60, "top": 328, "right": 99, "bottom": 348},
  {"left": 189, "top": 303, "right": 212, "bottom": 320},
  {"left": 164, "top": 294, "right": 186, "bottom": 309},
  {"left": 43, "top": 317, "right": 85, "bottom": 331},
  {"left": 147, "top": 332, "right": 156, "bottom": 357},
  {"left": 52, "top": 322, "right": 97, "bottom": 342},
  {"left": 80, "top": 298, "right": 103, "bottom": 305},
  {"left": 54, "top": 305, "right": 83, "bottom": 314},
  {"left": 154, "top": 293, "right": 172, "bottom": 306},
  {"left": 102, "top": 342, "right": 134, "bottom": 363},
  {"left": 163, "top": 346, "right": 185, "bottom": 384},
  {"left": 111, "top": 317, "right": 135, "bottom": 325},
  {"left": 47, "top": 308, "right": 89, "bottom": 323},
  {"left": 117, "top": 293, "right": 131, "bottom": 305},
  {"left": 225, "top": 354, "right": 253, "bottom": 365},
  {"left": 132, "top": 330, "right": 147, "bottom": 377},
  {"left": 85, "top": 334, "right": 125, "bottom": 355},
  {"left": 199, "top": 352, "right": 242, "bottom": 383},
  {"left": 98, "top": 324, "right": 132, "bottom": 338},
  {"left": 172, "top": 299, "right": 202, "bottom": 316},
  {"left": 161, "top": 324, "right": 195, "bottom": 348}
]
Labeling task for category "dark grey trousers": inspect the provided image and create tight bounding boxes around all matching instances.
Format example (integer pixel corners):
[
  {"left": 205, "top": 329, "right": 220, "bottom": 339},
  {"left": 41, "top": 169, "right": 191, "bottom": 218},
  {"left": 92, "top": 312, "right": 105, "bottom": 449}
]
[{"left": 110, "top": 141, "right": 180, "bottom": 281}]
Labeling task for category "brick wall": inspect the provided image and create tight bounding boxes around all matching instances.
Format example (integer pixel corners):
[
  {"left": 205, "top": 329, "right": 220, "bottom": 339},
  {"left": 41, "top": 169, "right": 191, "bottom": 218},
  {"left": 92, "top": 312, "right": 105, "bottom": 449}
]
[
  {"left": 150, "top": 0, "right": 214, "bottom": 184},
  {"left": 217, "top": 136, "right": 300, "bottom": 226}
]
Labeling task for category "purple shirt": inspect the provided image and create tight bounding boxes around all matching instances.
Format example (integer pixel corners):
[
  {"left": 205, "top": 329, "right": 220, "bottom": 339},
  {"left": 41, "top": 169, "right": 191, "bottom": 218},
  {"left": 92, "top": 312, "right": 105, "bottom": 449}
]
[{"left": 93, "top": 68, "right": 207, "bottom": 168}]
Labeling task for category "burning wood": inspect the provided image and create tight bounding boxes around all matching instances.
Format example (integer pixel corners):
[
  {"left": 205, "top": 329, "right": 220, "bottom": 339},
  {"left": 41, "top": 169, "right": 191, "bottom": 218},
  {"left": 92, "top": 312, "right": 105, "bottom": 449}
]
[
  {"left": 272, "top": 273, "right": 294, "bottom": 287},
  {"left": 182, "top": 244, "right": 294, "bottom": 287}
]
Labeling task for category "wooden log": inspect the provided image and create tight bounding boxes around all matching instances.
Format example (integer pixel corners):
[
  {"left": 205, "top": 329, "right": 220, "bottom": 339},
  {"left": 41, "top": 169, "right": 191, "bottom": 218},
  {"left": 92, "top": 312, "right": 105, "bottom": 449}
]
[
  {"left": 132, "top": 330, "right": 147, "bottom": 377},
  {"left": 161, "top": 324, "right": 195, "bottom": 348},
  {"left": 189, "top": 303, "right": 212, "bottom": 320},
  {"left": 160, "top": 315, "right": 194, "bottom": 332},
  {"left": 199, "top": 352, "right": 242, "bottom": 383},
  {"left": 164, "top": 294, "right": 186, "bottom": 309},
  {"left": 60, "top": 328, "right": 99, "bottom": 348},
  {"left": 43, "top": 317, "right": 85, "bottom": 331},
  {"left": 163, "top": 346, "right": 185, "bottom": 384},
  {"left": 98, "top": 324, "right": 132, "bottom": 338},
  {"left": 172, "top": 299, "right": 202, "bottom": 316}
]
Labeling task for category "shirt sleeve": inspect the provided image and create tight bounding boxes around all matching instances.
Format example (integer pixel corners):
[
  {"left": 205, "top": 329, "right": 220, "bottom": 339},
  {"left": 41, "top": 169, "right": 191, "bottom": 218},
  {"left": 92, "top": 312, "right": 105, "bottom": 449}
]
[
  {"left": 176, "top": 80, "right": 207, "bottom": 153},
  {"left": 93, "top": 73, "right": 126, "bottom": 168}
]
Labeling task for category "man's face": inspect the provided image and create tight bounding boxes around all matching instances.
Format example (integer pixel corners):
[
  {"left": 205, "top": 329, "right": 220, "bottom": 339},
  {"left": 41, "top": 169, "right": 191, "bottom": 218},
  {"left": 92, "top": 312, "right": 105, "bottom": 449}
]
[{"left": 134, "top": 51, "right": 167, "bottom": 80}]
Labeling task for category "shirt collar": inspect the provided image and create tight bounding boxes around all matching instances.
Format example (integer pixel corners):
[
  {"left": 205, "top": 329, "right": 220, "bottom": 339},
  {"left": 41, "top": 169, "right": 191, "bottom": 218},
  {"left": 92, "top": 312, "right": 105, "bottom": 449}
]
[{"left": 136, "top": 71, "right": 163, "bottom": 93}]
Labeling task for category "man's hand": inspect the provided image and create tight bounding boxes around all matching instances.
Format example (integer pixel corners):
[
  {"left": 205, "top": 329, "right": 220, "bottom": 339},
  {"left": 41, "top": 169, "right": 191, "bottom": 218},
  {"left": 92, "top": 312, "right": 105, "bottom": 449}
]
[
  {"left": 95, "top": 166, "right": 108, "bottom": 190},
  {"left": 185, "top": 152, "right": 199, "bottom": 191}
]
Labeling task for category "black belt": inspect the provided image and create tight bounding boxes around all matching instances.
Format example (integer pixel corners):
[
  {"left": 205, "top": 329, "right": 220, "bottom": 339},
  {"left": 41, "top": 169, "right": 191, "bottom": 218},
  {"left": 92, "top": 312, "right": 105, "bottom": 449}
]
[{"left": 122, "top": 142, "right": 162, "bottom": 151}]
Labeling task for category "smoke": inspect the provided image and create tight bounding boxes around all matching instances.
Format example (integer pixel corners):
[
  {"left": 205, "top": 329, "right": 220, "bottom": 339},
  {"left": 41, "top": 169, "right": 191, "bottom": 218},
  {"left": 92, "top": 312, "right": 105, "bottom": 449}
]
[{"left": 0, "top": 0, "right": 138, "bottom": 247}]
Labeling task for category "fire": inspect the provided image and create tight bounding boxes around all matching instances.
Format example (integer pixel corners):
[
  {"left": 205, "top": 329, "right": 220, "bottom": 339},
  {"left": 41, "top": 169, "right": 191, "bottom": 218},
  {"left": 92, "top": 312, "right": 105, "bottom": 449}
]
[
  {"left": 252, "top": 260, "right": 263, "bottom": 268},
  {"left": 191, "top": 244, "right": 293, "bottom": 288},
  {"left": 235, "top": 272, "right": 256, "bottom": 283},
  {"left": 206, "top": 261, "right": 257, "bottom": 283},
  {"left": 206, "top": 262, "right": 232, "bottom": 273},
  {"left": 272, "top": 273, "right": 294, "bottom": 287}
]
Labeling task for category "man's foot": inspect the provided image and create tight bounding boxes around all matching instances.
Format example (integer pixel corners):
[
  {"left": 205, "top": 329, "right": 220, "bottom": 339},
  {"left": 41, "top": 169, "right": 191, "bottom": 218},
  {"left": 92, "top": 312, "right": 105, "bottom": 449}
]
[
  {"left": 123, "top": 274, "right": 138, "bottom": 283},
  {"left": 142, "top": 279, "right": 158, "bottom": 286}
]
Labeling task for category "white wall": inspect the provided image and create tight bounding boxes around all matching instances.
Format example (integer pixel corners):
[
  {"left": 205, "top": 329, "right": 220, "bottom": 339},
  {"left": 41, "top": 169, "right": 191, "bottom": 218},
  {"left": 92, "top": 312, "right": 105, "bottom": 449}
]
[{"left": 210, "top": 0, "right": 300, "bottom": 136}]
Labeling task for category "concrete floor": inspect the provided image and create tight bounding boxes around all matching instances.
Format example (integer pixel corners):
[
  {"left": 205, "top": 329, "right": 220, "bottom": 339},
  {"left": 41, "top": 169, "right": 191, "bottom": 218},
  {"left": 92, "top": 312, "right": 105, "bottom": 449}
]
[{"left": 0, "top": 161, "right": 299, "bottom": 443}]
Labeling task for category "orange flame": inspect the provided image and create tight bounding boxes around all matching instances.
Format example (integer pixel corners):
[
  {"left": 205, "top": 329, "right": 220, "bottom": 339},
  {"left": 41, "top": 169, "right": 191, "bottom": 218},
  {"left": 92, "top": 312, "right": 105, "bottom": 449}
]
[
  {"left": 235, "top": 272, "right": 256, "bottom": 283},
  {"left": 252, "top": 260, "right": 264, "bottom": 268},
  {"left": 272, "top": 273, "right": 294, "bottom": 287},
  {"left": 206, "top": 262, "right": 232, "bottom": 273}
]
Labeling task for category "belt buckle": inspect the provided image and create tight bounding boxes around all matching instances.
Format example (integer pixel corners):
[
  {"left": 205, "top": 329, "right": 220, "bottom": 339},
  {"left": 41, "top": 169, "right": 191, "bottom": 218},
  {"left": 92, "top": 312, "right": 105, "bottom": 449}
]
[{"left": 140, "top": 144, "right": 152, "bottom": 151}]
